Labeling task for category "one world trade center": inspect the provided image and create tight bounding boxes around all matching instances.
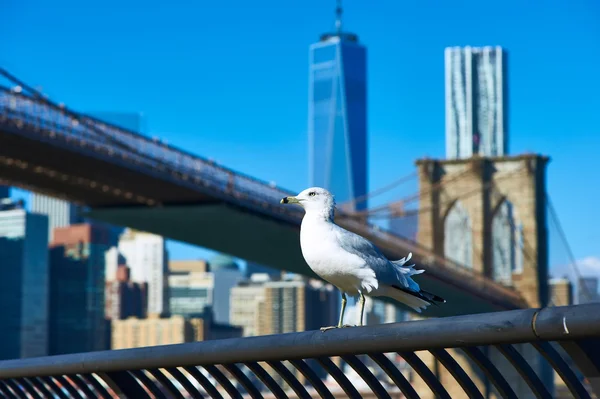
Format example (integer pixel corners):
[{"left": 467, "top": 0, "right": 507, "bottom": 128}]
[{"left": 308, "top": 0, "right": 367, "bottom": 212}]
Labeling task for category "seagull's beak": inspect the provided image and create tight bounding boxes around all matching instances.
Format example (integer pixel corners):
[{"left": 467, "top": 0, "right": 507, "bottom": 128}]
[{"left": 280, "top": 196, "right": 300, "bottom": 204}]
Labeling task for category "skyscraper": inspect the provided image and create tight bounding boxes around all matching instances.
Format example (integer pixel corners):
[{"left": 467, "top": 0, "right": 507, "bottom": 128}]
[
  {"left": 445, "top": 46, "right": 508, "bottom": 159},
  {"left": 308, "top": 1, "right": 367, "bottom": 212},
  {"left": 49, "top": 224, "right": 111, "bottom": 354},
  {"left": 578, "top": 277, "right": 599, "bottom": 304},
  {"left": 31, "top": 194, "right": 83, "bottom": 243},
  {"left": 0, "top": 203, "right": 49, "bottom": 360},
  {"left": 112, "top": 229, "right": 169, "bottom": 316}
]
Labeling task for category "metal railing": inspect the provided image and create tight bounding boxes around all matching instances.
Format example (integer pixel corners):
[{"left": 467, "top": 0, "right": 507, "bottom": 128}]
[
  {"left": 0, "top": 87, "right": 525, "bottom": 307},
  {"left": 0, "top": 304, "right": 598, "bottom": 398}
]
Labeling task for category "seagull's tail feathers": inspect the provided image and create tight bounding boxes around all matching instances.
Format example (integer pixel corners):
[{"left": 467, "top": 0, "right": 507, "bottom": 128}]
[
  {"left": 391, "top": 252, "right": 425, "bottom": 277},
  {"left": 380, "top": 284, "right": 447, "bottom": 313},
  {"left": 379, "top": 285, "right": 431, "bottom": 313},
  {"left": 385, "top": 252, "right": 446, "bottom": 312}
]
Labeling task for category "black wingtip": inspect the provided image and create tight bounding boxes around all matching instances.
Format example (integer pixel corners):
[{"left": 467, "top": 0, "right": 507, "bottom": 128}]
[
  {"left": 421, "top": 290, "right": 446, "bottom": 304},
  {"left": 391, "top": 285, "right": 446, "bottom": 306}
]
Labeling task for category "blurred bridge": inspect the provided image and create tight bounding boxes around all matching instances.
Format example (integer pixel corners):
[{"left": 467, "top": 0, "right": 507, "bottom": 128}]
[
  {"left": 0, "top": 77, "right": 527, "bottom": 316},
  {"left": 0, "top": 304, "right": 598, "bottom": 398}
]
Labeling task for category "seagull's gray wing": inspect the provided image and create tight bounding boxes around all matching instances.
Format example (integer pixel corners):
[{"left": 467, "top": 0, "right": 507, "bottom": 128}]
[{"left": 332, "top": 224, "right": 412, "bottom": 288}]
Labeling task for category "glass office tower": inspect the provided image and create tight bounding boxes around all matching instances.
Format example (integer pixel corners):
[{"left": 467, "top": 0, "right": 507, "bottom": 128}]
[{"left": 308, "top": 3, "right": 367, "bottom": 212}]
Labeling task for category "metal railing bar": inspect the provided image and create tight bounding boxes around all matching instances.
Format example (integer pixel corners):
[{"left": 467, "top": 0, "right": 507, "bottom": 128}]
[
  {"left": 288, "top": 359, "right": 334, "bottom": 399},
  {"left": 245, "top": 362, "right": 288, "bottom": 399},
  {"left": 0, "top": 380, "right": 17, "bottom": 399},
  {"left": 146, "top": 368, "right": 185, "bottom": 399},
  {"left": 41, "top": 376, "right": 69, "bottom": 399},
  {"left": 203, "top": 365, "right": 243, "bottom": 399},
  {"left": 368, "top": 353, "right": 419, "bottom": 399},
  {"left": 0, "top": 306, "right": 559, "bottom": 379},
  {"left": 67, "top": 375, "right": 96, "bottom": 398},
  {"left": 430, "top": 348, "right": 485, "bottom": 399},
  {"left": 3, "top": 379, "right": 26, "bottom": 399},
  {"left": 558, "top": 340, "right": 600, "bottom": 398},
  {"left": 182, "top": 366, "right": 224, "bottom": 399},
  {"left": 341, "top": 355, "right": 391, "bottom": 399},
  {"left": 165, "top": 367, "right": 204, "bottom": 399},
  {"left": 534, "top": 304, "right": 600, "bottom": 340},
  {"left": 461, "top": 346, "right": 518, "bottom": 399},
  {"left": 222, "top": 364, "right": 264, "bottom": 399},
  {"left": 532, "top": 341, "right": 591, "bottom": 399},
  {"left": 28, "top": 377, "right": 54, "bottom": 399},
  {"left": 15, "top": 378, "right": 43, "bottom": 399},
  {"left": 55, "top": 375, "right": 84, "bottom": 399},
  {"left": 315, "top": 357, "right": 361, "bottom": 398},
  {"left": 81, "top": 374, "right": 112, "bottom": 399},
  {"left": 129, "top": 369, "right": 167, "bottom": 399},
  {"left": 103, "top": 371, "right": 151, "bottom": 399},
  {"left": 265, "top": 361, "right": 311, "bottom": 399},
  {"left": 495, "top": 344, "right": 552, "bottom": 399},
  {"left": 400, "top": 352, "right": 452, "bottom": 399}
]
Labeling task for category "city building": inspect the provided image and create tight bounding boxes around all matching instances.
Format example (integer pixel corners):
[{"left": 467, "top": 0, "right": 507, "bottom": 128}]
[
  {"left": 167, "top": 256, "right": 243, "bottom": 323},
  {"left": 170, "top": 259, "right": 208, "bottom": 274},
  {"left": 445, "top": 46, "right": 508, "bottom": 159},
  {"left": 169, "top": 266, "right": 213, "bottom": 317},
  {"left": 105, "top": 263, "right": 148, "bottom": 320},
  {"left": 49, "top": 224, "right": 111, "bottom": 354},
  {"left": 550, "top": 278, "right": 573, "bottom": 306},
  {"left": 308, "top": 1, "right": 367, "bottom": 212},
  {"left": 0, "top": 203, "right": 49, "bottom": 360},
  {"left": 111, "top": 229, "right": 169, "bottom": 316},
  {"left": 208, "top": 254, "right": 244, "bottom": 324},
  {"left": 230, "top": 274, "right": 337, "bottom": 336},
  {"left": 578, "top": 276, "right": 599, "bottom": 304},
  {"left": 111, "top": 311, "right": 242, "bottom": 350},
  {"left": 31, "top": 193, "right": 84, "bottom": 243}
]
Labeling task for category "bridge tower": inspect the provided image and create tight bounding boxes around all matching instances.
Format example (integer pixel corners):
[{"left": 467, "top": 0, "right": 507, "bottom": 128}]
[
  {"left": 416, "top": 153, "right": 550, "bottom": 308},
  {"left": 413, "top": 154, "right": 552, "bottom": 398}
]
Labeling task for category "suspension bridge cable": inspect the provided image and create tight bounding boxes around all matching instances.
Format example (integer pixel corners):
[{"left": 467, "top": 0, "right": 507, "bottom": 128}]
[
  {"left": 340, "top": 169, "right": 472, "bottom": 219},
  {"left": 353, "top": 167, "right": 525, "bottom": 221},
  {"left": 339, "top": 171, "right": 417, "bottom": 208},
  {"left": 546, "top": 195, "right": 595, "bottom": 303}
]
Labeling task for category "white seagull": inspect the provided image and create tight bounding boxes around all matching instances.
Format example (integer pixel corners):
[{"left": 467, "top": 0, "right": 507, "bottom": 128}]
[{"left": 280, "top": 187, "right": 445, "bottom": 331}]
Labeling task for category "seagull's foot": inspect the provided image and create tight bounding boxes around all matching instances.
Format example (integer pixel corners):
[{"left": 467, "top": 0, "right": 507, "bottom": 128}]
[
  {"left": 320, "top": 324, "right": 356, "bottom": 332},
  {"left": 320, "top": 326, "right": 338, "bottom": 332}
]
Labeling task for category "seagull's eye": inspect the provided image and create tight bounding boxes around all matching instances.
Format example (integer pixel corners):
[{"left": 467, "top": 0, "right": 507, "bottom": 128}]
[{"left": 308, "top": 191, "right": 316, "bottom": 197}]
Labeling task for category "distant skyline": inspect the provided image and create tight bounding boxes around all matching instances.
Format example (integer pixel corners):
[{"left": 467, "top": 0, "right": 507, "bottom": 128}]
[{"left": 3, "top": 0, "right": 600, "bottom": 282}]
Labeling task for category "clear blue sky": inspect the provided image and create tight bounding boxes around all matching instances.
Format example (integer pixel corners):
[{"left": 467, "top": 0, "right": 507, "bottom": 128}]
[{"left": 2, "top": 0, "right": 600, "bottom": 279}]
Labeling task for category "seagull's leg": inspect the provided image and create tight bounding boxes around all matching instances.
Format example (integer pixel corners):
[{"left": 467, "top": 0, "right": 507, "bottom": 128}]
[
  {"left": 321, "top": 292, "right": 349, "bottom": 332},
  {"left": 338, "top": 292, "right": 347, "bottom": 327},
  {"left": 358, "top": 291, "right": 366, "bottom": 327}
]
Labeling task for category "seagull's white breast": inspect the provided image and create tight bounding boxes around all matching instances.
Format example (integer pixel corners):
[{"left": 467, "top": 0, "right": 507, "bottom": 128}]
[{"left": 299, "top": 216, "right": 372, "bottom": 294}]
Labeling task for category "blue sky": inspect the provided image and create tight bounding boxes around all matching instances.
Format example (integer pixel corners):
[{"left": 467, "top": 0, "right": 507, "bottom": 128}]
[{"left": 2, "top": 0, "right": 600, "bottom": 279}]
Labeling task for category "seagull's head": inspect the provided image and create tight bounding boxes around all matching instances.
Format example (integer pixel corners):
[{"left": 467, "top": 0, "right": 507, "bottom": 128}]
[{"left": 280, "top": 187, "right": 335, "bottom": 218}]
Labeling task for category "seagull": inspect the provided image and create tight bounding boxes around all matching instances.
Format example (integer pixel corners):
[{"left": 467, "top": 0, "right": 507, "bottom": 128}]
[{"left": 280, "top": 187, "right": 445, "bottom": 331}]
